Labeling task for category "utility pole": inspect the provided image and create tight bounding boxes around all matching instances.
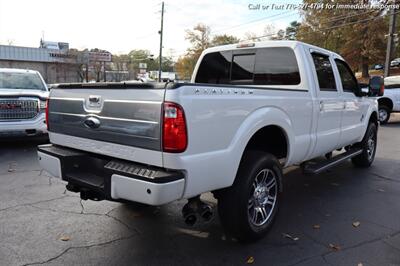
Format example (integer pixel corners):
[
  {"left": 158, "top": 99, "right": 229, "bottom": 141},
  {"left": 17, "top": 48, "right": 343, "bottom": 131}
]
[
  {"left": 103, "top": 61, "right": 107, "bottom": 82},
  {"left": 158, "top": 2, "right": 164, "bottom": 82},
  {"left": 384, "top": 8, "right": 397, "bottom": 77}
]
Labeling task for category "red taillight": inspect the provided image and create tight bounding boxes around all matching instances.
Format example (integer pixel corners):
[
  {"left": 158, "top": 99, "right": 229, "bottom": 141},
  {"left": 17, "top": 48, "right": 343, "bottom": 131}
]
[
  {"left": 45, "top": 99, "right": 49, "bottom": 130},
  {"left": 162, "top": 102, "right": 187, "bottom": 153},
  {"left": 380, "top": 84, "right": 385, "bottom": 96}
]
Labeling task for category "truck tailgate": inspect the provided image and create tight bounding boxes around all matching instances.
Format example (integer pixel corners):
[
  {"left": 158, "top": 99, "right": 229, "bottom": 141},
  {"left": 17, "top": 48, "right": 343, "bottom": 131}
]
[{"left": 48, "top": 82, "right": 166, "bottom": 151}]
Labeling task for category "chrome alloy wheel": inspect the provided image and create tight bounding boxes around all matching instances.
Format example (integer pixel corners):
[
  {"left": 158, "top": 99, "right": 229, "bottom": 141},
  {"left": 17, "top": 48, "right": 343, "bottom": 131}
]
[
  {"left": 379, "top": 108, "right": 388, "bottom": 122},
  {"left": 367, "top": 131, "right": 376, "bottom": 161},
  {"left": 248, "top": 169, "right": 278, "bottom": 227}
]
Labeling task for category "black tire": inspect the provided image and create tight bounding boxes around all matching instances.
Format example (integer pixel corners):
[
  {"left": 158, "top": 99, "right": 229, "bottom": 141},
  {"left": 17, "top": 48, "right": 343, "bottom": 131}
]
[
  {"left": 218, "top": 151, "right": 282, "bottom": 242},
  {"left": 352, "top": 123, "right": 377, "bottom": 168},
  {"left": 378, "top": 105, "right": 391, "bottom": 124}
]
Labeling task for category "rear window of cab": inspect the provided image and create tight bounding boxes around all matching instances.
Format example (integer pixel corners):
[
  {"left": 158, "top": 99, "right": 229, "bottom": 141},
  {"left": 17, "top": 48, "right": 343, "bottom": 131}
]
[{"left": 195, "top": 47, "right": 301, "bottom": 86}]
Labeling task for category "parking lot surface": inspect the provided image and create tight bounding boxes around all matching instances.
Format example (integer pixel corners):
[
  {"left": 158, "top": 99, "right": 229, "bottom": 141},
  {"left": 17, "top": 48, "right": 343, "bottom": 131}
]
[{"left": 1, "top": 115, "right": 400, "bottom": 266}]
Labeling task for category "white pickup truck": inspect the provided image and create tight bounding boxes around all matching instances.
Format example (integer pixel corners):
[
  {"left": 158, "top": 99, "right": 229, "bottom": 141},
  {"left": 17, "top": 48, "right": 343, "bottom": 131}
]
[
  {"left": 38, "top": 41, "right": 383, "bottom": 242},
  {"left": 0, "top": 68, "right": 49, "bottom": 137}
]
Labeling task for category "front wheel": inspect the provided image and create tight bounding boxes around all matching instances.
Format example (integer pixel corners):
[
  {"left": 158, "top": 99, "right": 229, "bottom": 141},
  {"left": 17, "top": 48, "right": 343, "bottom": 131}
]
[
  {"left": 218, "top": 151, "right": 282, "bottom": 242},
  {"left": 378, "top": 105, "right": 391, "bottom": 124},
  {"left": 352, "top": 123, "right": 377, "bottom": 168}
]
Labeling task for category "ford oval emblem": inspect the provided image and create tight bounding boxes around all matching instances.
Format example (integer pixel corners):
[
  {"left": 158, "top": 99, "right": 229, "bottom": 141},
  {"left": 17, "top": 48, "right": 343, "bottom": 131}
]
[{"left": 84, "top": 117, "right": 101, "bottom": 129}]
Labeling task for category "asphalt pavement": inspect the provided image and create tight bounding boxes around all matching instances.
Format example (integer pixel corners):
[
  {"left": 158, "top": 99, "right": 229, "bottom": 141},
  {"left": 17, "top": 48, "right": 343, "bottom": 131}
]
[{"left": 1, "top": 115, "right": 400, "bottom": 266}]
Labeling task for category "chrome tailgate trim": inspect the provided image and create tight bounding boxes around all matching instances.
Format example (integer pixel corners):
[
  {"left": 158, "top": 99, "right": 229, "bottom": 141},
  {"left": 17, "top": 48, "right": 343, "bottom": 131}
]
[{"left": 49, "top": 132, "right": 163, "bottom": 167}]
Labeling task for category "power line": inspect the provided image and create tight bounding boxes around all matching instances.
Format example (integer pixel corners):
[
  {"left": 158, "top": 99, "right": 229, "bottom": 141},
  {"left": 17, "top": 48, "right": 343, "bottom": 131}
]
[
  {"left": 168, "top": 10, "right": 385, "bottom": 59},
  {"left": 327, "top": 10, "right": 377, "bottom": 23},
  {"left": 169, "top": 9, "right": 389, "bottom": 58},
  {"left": 248, "top": 10, "right": 395, "bottom": 41},
  {"left": 165, "top": 11, "right": 298, "bottom": 57},
  {"left": 312, "top": 9, "right": 377, "bottom": 24},
  {"left": 212, "top": 10, "right": 297, "bottom": 35},
  {"left": 172, "top": 10, "right": 376, "bottom": 53},
  {"left": 314, "top": 10, "right": 394, "bottom": 31}
]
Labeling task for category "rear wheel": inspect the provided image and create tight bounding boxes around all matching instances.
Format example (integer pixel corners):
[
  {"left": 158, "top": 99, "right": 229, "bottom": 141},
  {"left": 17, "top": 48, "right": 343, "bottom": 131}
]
[
  {"left": 352, "top": 123, "right": 377, "bottom": 168},
  {"left": 218, "top": 151, "right": 282, "bottom": 242},
  {"left": 378, "top": 105, "right": 391, "bottom": 124}
]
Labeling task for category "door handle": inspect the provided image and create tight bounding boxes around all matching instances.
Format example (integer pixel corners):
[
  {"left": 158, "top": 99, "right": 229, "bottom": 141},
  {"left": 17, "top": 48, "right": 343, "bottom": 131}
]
[
  {"left": 343, "top": 101, "right": 347, "bottom": 109},
  {"left": 319, "top": 101, "right": 324, "bottom": 111}
]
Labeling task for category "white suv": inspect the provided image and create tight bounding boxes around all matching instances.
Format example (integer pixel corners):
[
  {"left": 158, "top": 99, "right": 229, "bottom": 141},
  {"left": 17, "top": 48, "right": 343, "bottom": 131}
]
[
  {"left": 0, "top": 68, "right": 49, "bottom": 137},
  {"left": 378, "top": 76, "right": 400, "bottom": 124}
]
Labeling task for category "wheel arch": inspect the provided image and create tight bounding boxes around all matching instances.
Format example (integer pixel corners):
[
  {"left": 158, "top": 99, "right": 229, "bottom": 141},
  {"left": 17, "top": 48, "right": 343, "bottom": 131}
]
[
  {"left": 369, "top": 111, "right": 378, "bottom": 127},
  {"left": 240, "top": 125, "right": 289, "bottom": 192},
  {"left": 378, "top": 97, "right": 394, "bottom": 111},
  {"left": 243, "top": 125, "right": 289, "bottom": 161},
  {"left": 226, "top": 107, "right": 294, "bottom": 192},
  {"left": 231, "top": 107, "right": 294, "bottom": 168}
]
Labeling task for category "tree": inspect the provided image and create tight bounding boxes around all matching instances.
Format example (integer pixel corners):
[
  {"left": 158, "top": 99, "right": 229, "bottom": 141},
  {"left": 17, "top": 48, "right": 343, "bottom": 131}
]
[
  {"left": 285, "top": 21, "right": 301, "bottom": 40},
  {"left": 175, "top": 56, "right": 196, "bottom": 81},
  {"left": 211, "top": 34, "right": 240, "bottom": 46},
  {"left": 175, "top": 24, "right": 240, "bottom": 80},
  {"left": 111, "top": 54, "right": 129, "bottom": 82},
  {"left": 244, "top": 31, "right": 262, "bottom": 41},
  {"left": 156, "top": 56, "right": 174, "bottom": 72},
  {"left": 174, "top": 24, "right": 211, "bottom": 80},
  {"left": 297, "top": 0, "right": 387, "bottom": 78},
  {"left": 244, "top": 24, "right": 286, "bottom": 41},
  {"left": 263, "top": 24, "right": 277, "bottom": 39},
  {"left": 185, "top": 23, "right": 211, "bottom": 60},
  {"left": 270, "top": 29, "right": 285, "bottom": 40}
]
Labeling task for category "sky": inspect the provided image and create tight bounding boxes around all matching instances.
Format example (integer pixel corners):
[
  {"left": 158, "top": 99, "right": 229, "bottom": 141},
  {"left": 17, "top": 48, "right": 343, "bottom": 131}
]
[{"left": 0, "top": 0, "right": 302, "bottom": 59}]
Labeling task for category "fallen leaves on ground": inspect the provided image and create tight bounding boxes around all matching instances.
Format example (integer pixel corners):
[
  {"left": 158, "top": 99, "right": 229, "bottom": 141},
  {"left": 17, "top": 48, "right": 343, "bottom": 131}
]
[
  {"left": 329, "top": 243, "right": 341, "bottom": 251},
  {"left": 282, "top": 233, "right": 299, "bottom": 241},
  {"left": 246, "top": 256, "right": 255, "bottom": 264},
  {"left": 313, "top": 224, "right": 321, "bottom": 229},
  {"left": 377, "top": 188, "right": 385, "bottom": 192},
  {"left": 59, "top": 235, "right": 70, "bottom": 241},
  {"left": 352, "top": 221, "right": 361, "bottom": 228}
]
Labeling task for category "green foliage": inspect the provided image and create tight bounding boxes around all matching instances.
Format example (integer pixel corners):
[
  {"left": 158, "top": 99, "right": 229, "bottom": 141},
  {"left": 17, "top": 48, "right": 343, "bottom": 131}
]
[
  {"left": 297, "top": 0, "right": 387, "bottom": 77},
  {"left": 185, "top": 23, "right": 211, "bottom": 61},
  {"left": 128, "top": 50, "right": 158, "bottom": 71},
  {"left": 109, "top": 49, "right": 174, "bottom": 81},
  {"left": 176, "top": 23, "right": 240, "bottom": 80},
  {"left": 286, "top": 21, "right": 301, "bottom": 40},
  {"left": 211, "top": 34, "right": 240, "bottom": 47}
]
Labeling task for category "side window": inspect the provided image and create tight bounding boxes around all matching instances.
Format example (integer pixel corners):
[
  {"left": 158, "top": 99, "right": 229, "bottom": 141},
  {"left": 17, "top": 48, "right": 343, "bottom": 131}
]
[
  {"left": 311, "top": 53, "right": 337, "bottom": 91},
  {"left": 335, "top": 59, "right": 359, "bottom": 93},
  {"left": 230, "top": 54, "right": 255, "bottom": 84},
  {"left": 195, "top": 48, "right": 302, "bottom": 86},
  {"left": 195, "top": 51, "right": 231, "bottom": 84},
  {"left": 254, "top": 47, "right": 301, "bottom": 85}
]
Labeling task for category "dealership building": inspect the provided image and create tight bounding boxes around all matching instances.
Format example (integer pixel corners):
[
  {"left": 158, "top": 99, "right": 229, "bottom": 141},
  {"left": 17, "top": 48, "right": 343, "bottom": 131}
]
[
  {"left": 0, "top": 41, "right": 113, "bottom": 84},
  {"left": 0, "top": 42, "right": 83, "bottom": 84}
]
